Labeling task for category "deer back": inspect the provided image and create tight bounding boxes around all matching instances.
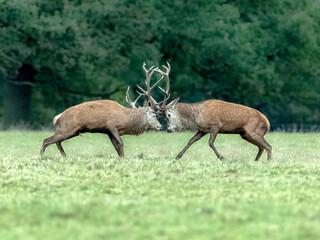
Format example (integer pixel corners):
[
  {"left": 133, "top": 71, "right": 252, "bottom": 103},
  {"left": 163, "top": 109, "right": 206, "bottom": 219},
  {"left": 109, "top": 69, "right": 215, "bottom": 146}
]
[{"left": 54, "top": 100, "right": 146, "bottom": 135}]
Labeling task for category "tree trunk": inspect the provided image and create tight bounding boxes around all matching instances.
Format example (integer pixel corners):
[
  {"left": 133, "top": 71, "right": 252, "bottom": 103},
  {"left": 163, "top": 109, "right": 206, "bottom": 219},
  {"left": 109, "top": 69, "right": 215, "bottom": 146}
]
[{"left": 3, "top": 64, "right": 35, "bottom": 128}]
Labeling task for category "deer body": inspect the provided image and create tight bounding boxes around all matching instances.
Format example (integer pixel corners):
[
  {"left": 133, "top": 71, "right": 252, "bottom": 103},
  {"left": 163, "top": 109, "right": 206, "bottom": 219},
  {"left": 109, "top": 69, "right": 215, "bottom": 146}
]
[
  {"left": 165, "top": 99, "right": 272, "bottom": 160},
  {"left": 41, "top": 62, "right": 164, "bottom": 158},
  {"left": 40, "top": 100, "right": 162, "bottom": 157},
  {"left": 55, "top": 100, "right": 158, "bottom": 136},
  {"left": 170, "top": 100, "right": 269, "bottom": 133}
]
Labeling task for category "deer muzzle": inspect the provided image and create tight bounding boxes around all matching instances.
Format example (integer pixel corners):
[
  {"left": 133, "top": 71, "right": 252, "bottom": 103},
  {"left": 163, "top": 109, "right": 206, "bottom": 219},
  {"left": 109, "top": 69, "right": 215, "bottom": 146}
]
[{"left": 156, "top": 124, "right": 162, "bottom": 131}]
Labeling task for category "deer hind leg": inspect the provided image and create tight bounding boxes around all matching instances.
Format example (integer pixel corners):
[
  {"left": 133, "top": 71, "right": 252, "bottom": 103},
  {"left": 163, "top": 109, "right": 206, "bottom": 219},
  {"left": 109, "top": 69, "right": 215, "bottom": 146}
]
[
  {"left": 40, "top": 133, "right": 69, "bottom": 157},
  {"left": 56, "top": 142, "right": 67, "bottom": 157},
  {"left": 241, "top": 132, "right": 272, "bottom": 160},
  {"left": 108, "top": 128, "right": 124, "bottom": 157},
  {"left": 261, "top": 137, "right": 272, "bottom": 160},
  {"left": 209, "top": 126, "right": 223, "bottom": 160},
  {"left": 176, "top": 131, "right": 207, "bottom": 160}
]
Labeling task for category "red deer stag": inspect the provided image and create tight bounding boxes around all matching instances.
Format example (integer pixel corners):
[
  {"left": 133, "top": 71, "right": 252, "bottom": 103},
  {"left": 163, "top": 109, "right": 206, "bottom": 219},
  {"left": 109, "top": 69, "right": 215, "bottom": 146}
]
[
  {"left": 40, "top": 62, "right": 162, "bottom": 157},
  {"left": 156, "top": 63, "right": 272, "bottom": 161}
]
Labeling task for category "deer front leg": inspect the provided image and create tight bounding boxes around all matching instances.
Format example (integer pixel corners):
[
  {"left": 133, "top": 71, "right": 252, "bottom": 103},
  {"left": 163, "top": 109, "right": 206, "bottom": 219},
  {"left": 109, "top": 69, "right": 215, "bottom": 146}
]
[
  {"left": 108, "top": 134, "right": 122, "bottom": 157},
  {"left": 109, "top": 128, "right": 124, "bottom": 157},
  {"left": 175, "top": 131, "right": 207, "bottom": 160},
  {"left": 208, "top": 126, "right": 223, "bottom": 160}
]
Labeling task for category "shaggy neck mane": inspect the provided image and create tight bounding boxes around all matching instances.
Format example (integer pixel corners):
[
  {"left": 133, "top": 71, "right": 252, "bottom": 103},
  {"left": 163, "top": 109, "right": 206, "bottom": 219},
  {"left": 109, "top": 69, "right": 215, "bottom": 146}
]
[
  {"left": 122, "top": 107, "right": 147, "bottom": 135},
  {"left": 176, "top": 103, "right": 202, "bottom": 131}
]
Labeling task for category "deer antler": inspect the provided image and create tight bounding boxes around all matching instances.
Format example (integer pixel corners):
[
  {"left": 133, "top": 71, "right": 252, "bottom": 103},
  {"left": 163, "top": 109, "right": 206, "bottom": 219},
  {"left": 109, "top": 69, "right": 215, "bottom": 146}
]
[
  {"left": 126, "top": 86, "right": 143, "bottom": 108},
  {"left": 155, "top": 62, "right": 171, "bottom": 108},
  {"left": 136, "top": 62, "right": 162, "bottom": 110},
  {"left": 127, "top": 62, "right": 168, "bottom": 112}
]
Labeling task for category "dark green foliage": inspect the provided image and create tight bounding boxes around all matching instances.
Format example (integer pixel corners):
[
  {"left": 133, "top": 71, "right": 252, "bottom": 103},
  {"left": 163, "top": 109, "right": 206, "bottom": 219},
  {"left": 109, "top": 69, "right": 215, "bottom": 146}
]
[{"left": 1, "top": 0, "right": 320, "bottom": 128}]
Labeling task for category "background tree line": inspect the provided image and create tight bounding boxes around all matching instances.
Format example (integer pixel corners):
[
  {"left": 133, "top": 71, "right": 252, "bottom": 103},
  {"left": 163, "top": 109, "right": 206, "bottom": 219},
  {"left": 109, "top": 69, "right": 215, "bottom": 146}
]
[{"left": 1, "top": 0, "right": 320, "bottom": 130}]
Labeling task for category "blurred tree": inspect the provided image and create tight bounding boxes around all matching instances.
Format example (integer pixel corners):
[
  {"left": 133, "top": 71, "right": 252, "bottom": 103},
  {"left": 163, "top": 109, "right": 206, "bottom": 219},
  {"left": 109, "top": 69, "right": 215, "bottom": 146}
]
[
  {"left": 0, "top": 0, "right": 320, "bottom": 129},
  {"left": 235, "top": 0, "right": 320, "bottom": 124},
  {"left": 1, "top": 0, "right": 164, "bottom": 127},
  {"left": 0, "top": 0, "right": 38, "bottom": 127},
  {"left": 158, "top": 0, "right": 320, "bottom": 127}
]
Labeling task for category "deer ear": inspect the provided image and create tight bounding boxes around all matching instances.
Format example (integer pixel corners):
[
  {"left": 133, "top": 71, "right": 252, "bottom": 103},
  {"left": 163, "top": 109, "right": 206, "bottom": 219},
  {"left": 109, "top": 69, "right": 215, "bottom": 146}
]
[{"left": 166, "top": 98, "right": 179, "bottom": 109}]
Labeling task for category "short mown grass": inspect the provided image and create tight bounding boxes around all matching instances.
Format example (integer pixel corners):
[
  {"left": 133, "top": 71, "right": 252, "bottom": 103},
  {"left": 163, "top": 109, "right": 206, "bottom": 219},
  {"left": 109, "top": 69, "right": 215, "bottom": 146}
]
[{"left": 0, "top": 131, "right": 319, "bottom": 240}]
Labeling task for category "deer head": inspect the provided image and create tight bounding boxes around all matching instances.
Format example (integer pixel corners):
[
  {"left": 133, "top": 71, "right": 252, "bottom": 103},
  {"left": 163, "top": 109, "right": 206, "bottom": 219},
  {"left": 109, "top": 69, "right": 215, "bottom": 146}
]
[{"left": 164, "top": 98, "right": 180, "bottom": 132}]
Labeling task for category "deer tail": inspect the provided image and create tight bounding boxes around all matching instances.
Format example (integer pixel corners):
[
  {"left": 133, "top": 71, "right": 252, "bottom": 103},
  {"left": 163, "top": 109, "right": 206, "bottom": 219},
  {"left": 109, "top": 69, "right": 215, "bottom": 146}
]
[
  {"left": 261, "top": 113, "right": 270, "bottom": 133},
  {"left": 53, "top": 113, "right": 62, "bottom": 126}
]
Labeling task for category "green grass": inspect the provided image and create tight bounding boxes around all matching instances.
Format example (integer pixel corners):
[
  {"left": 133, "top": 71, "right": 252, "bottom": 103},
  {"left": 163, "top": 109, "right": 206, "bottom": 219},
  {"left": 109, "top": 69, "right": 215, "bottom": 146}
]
[{"left": 0, "top": 131, "right": 320, "bottom": 240}]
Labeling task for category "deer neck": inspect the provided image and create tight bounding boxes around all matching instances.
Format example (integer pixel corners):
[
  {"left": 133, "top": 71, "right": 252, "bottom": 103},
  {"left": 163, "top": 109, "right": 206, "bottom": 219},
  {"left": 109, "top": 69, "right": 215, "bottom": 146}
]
[
  {"left": 176, "top": 103, "right": 202, "bottom": 131},
  {"left": 122, "top": 107, "right": 148, "bottom": 135}
]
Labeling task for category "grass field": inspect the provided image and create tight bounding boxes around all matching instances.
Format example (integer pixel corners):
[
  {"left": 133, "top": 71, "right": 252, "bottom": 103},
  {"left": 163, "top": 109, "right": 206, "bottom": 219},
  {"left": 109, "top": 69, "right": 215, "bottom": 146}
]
[{"left": 0, "top": 131, "right": 319, "bottom": 240}]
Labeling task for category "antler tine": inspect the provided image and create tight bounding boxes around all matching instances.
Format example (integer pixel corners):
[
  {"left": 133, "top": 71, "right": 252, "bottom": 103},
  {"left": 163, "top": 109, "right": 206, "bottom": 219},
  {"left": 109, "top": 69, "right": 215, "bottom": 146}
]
[
  {"left": 140, "top": 62, "right": 161, "bottom": 110},
  {"left": 150, "top": 74, "right": 163, "bottom": 90},
  {"left": 136, "top": 89, "right": 146, "bottom": 96},
  {"left": 126, "top": 86, "right": 142, "bottom": 108},
  {"left": 157, "top": 93, "right": 171, "bottom": 106},
  {"left": 156, "top": 62, "right": 171, "bottom": 76},
  {"left": 137, "top": 84, "right": 161, "bottom": 109},
  {"left": 142, "top": 62, "right": 156, "bottom": 81},
  {"left": 136, "top": 85, "right": 147, "bottom": 95},
  {"left": 138, "top": 71, "right": 163, "bottom": 93},
  {"left": 155, "top": 62, "right": 171, "bottom": 108}
]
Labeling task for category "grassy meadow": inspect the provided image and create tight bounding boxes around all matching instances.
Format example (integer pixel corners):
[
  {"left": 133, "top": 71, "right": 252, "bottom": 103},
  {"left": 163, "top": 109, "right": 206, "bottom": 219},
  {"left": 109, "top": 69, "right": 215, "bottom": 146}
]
[{"left": 0, "top": 131, "right": 319, "bottom": 240}]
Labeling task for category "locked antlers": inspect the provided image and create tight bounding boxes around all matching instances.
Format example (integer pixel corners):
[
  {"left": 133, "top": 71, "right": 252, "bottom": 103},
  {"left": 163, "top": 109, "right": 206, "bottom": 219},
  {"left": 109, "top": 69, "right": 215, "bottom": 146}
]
[
  {"left": 136, "top": 62, "right": 162, "bottom": 110},
  {"left": 126, "top": 62, "right": 171, "bottom": 112},
  {"left": 126, "top": 62, "right": 162, "bottom": 110},
  {"left": 155, "top": 62, "right": 171, "bottom": 108}
]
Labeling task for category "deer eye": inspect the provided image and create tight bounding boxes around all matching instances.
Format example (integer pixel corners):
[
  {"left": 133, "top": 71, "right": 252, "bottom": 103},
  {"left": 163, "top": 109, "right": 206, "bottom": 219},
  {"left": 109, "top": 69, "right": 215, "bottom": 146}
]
[{"left": 167, "top": 113, "right": 171, "bottom": 118}]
